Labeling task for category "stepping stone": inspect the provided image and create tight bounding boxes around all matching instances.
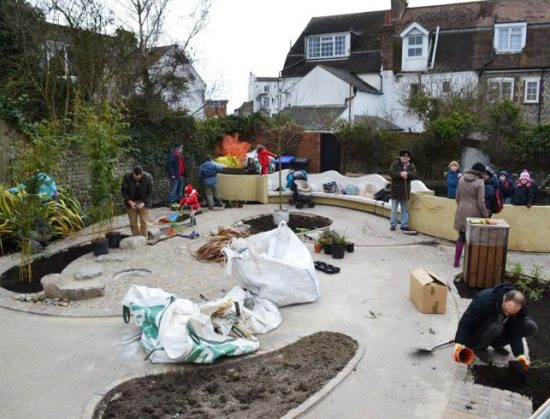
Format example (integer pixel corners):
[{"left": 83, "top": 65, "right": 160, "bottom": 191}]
[
  {"left": 74, "top": 265, "right": 103, "bottom": 281},
  {"left": 95, "top": 254, "right": 128, "bottom": 263},
  {"left": 147, "top": 227, "right": 161, "bottom": 241},
  {"left": 119, "top": 236, "right": 147, "bottom": 249},
  {"left": 41, "top": 273, "right": 106, "bottom": 300}
]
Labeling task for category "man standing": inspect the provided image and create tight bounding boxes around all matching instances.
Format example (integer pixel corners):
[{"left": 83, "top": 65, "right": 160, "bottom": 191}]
[
  {"left": 198, "top": 156, "right": 225, "bottom": 210},
  {"left": 121, "top": 166, "right": 153, "bottom": 237},
  {"left": 389, "top": 149, "right": 417, "bottom": 232},
  {"left": 168, "top": 144, "right": 187, "bottom": 209},
  {"left": 453, "top": 284, "right": 537, "bottom": 368}
]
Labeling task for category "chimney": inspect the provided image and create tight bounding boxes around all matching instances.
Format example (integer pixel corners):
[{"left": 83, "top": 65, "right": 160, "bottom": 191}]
[{"left": 391, "top": 0, "right": 408, "bottom": 21}]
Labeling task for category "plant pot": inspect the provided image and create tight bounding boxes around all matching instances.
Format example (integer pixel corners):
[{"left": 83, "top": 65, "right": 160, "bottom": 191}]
[
  {"left": 273, "top": 209, "right": 289, "bottom": 226},
  {"left": 323, "top": 244, "right": 332, "bottom": 255},
  {"left": 106, "top": 231, "right": 122, "bottom": 248},
  {"left": 346, "top": 242, "right": 355, "bottom": 253},
  {"left": 93, "top": 238, "right": 109, "bottom": 256},
  {"left": 332, "top": 244, "right": 346, "bottom": 259},
  {"left": 314, "top": 243, "right": 322, "bottom": 253}
]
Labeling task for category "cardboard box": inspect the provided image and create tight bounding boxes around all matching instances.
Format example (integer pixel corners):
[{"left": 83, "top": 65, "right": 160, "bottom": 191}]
[{"left": 409, "top": 268, "right": 448, "bottom": 314}]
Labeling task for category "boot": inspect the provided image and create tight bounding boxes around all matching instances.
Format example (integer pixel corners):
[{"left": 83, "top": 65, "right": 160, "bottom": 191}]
[{"left": 454, "top": 240, "right": 464, "bottom": 268}]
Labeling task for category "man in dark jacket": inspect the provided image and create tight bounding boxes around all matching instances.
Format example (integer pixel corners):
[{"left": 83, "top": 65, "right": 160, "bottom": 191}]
[
  {"left": 454, "top": 284, "right": 537, "bottom": 368},
  {"left": 121, "top": 166, "right": 154, "bottom": 237},
  {"left": 481, "top": 166, "right": 501, "bottom": 216},
  {"left": 389, "top": 149, "right": 417, "bottom": 232},
  {"left": 167, "top": 144, "right": 187, "bottom": 208}
]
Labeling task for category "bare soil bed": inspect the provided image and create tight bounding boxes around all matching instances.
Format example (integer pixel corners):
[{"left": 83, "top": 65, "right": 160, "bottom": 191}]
[
  {"left": 455, "top": 278, "right": 550, "bottom": 410},
  {"left": 243, "top": 213, "right": 332, "bottom": 235},
  {"left": 93, "top": 331, "right": 357, "bottom": 419}
]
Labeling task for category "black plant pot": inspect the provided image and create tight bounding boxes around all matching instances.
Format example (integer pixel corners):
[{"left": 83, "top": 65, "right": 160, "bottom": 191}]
[
  {"left": 106, "top": 231, "right": 122, "bottom": 248},
  {"left": 332, "top": 244, "right": 346, "bottom": 259},
  {"left": 323, "top": 244, "right": 332, "bottom": 255},
  {"left": 93, "top": 238, "right": 109, "bottom": 256},
  {"left": 346, "top": 242, "right": 355, "bottom": 253}
]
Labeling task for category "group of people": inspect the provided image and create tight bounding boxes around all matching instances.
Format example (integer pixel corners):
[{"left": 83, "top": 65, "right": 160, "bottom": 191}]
[
  {"left": 388, "top": 151, "right": 538, "bottom": 370},
  {"left": 446, "top": 161, "right": 538, "bottom": 208}
]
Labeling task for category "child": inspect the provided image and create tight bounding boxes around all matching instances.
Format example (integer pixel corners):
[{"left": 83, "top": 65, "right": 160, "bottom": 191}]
[
  {"left": 498, "top": 171, "right": 515, "bottom": 204},
  {"left": 446, "top": 161, "right": 462, "bottom": 199},
  {"left": 512, "top": 170, "right": 537, "bottom": 208},
  {"left": 256, "top": 145, "right": 277, "bottom": 175},
  {"left": 179, "top": 184, "right": 201, "bottom": 225},
  {"left": 286, "top": 166, "right": 308, "bottom": 202}
]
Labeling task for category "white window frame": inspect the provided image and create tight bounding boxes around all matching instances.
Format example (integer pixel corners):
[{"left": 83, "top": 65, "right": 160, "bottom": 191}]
[
  {"left": 306, "top": 32, "right": 350, "bottom": 60},
  {"left": 399, "top": 23, "right": 430, "bottom": 71},
  {"left": 494, "top": 22, "right": 527, "bottom": 53},
  {"left": 407, "top": 34, "right": 424, "bottom": 58},
  {"left": 487, "top": 77, "right": 515, "bottom": 102},
  {"left": 523, "top": 77, "right": 540, "bottom": 104}
]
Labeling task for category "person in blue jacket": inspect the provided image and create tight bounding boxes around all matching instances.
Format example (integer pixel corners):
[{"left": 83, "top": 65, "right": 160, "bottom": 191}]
[
  {"left": 498, "top": 171, "right": 515, "bottom": 204},
  {"left": 482, "top": 166, "right": 502, "bottom": 216},
  {"left": 446, "top": 161, "right": 462, "bottom": 199},
  {"left": 198, "top": 156, "right": 225, "bottom": 210}
]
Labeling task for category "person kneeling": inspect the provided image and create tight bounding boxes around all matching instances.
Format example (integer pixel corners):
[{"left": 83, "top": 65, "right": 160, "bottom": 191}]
[
  {"left": 453, "top": 284, "right": 537, "bottom": 369},
  {"left": 178, "top": 184, "right": 200, "bottom": 226}
]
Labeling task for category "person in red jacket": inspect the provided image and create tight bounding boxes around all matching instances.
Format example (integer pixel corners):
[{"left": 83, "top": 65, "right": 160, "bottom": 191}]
[
  {"left": 179, "top": 184, "right": 200, "bottom": 226},
  {"left": 256, "top": 144, "right": 277, "bottom": 175}
]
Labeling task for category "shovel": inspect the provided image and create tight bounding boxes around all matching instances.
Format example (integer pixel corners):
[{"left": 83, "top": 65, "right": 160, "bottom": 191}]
[{"left": 416, "top": 339, "right": 455, "bottom": 354}]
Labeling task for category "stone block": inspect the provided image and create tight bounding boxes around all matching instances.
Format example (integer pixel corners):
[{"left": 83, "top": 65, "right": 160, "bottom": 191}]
[
  {"left": 119, "top": 236, "right": 147, "bottom": 249},
  {"left": 95, "top": 254, "right": 128, "bottom": 263},
  {"left": 74, "top": 265, "right": 103, "bottom": 281},
  {"left": 147, "top": 227, "right": 161, "bottom": 241},
  {"left": 41, "top": 273, "right": 106, "bottom": 300}
]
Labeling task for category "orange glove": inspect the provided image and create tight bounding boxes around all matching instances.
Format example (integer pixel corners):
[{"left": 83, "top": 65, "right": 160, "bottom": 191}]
[{"left": 517, "top": 355, "right": 529, "bottom": 370}]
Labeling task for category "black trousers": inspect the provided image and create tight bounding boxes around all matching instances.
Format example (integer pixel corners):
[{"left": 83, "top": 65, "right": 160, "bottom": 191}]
[{"left": 468, "top": 316, "right": 537, "bottom": 351}]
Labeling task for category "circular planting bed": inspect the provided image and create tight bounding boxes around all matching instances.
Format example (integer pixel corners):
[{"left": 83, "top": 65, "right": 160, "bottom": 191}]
[
  {"left": 242, "top": 212, "right": 332, "bottom": 235},
  {"left": 0, "top": 243, "right": 94, "bottom": 293},
  {"left": 93, "top": 332, "right": 357, "bottom": 419}
]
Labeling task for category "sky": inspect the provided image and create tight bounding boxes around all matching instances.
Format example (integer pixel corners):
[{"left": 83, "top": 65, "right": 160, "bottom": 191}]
[{"left": 164, "top": 0, "right": 481, "bottom": 113}]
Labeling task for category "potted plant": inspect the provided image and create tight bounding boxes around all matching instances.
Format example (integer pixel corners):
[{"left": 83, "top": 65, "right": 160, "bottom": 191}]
[
  {"left": 332, "top": 232, "right": 347, "bottom": 259},
  {"left": 77, "top": 101, "right": 127, "bottom": 256},
  {"left": 346, "top": 241, "right": 355, "bottom": 253},
  {"left": 314, "top": 237, "right": 323, "bottom": 253}
]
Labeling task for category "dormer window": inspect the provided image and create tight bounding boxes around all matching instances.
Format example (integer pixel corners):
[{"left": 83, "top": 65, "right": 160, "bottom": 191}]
[
  {"left": 306, "top": 32, "right": 350, "bottom": 60},
  {"left": 494, "top": 23, "right": 527, "bottom": 53},
  {"left": 400, "top": 23, "right": 429, "bottom": 72}
]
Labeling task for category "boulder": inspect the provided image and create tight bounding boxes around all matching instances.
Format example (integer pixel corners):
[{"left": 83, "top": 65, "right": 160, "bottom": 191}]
[
  {"left": 119, "top": 236, "right": 147, "bottom": 249},
  {"left": 41, "top": 273, "right": 105, "bottom": 300},
  {"left": 74, "top": 265, "right": 103, "bottom": 281},
  {"left": 147, "top": 227, "right": 161, "bottom": 241}
]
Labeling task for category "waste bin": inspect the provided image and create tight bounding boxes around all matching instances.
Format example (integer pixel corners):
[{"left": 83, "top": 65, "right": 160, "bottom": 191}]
[
  {"left": 272, "top": 154, "right": 294, "bottom": 169},
  {"left": 464, "top": 218, "right": 510, "bottom": 288},
  {"left": 292, "top": 157, "right": 310, "bottom": 170}
]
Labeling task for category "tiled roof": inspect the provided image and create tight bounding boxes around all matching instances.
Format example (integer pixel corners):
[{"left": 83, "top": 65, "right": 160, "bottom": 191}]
[
  {"left": 283, "top": 105, "right": 347, "bottom": 131},
  {"left": 354, "top": 115, "right": 403, "bottom": 131},
  {"left": 282, "top": 10, "right": 386, "bottom": 77},
  {"left": 320, "top": 66, "right": 381, "bottom": 94}
]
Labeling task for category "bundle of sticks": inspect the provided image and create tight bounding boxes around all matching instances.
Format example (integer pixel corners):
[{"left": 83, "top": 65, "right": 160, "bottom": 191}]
[{"left": 195, "top": 227, "right": 250, "bottom": 262}]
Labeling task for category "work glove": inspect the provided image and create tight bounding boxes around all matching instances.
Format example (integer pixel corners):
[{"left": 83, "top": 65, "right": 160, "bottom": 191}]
[
  {"left": 453, "top": 343, "right": 474, "bottom": 365},
  {"left": 516, "top": 355, "right": 530, "bottom": 370}
]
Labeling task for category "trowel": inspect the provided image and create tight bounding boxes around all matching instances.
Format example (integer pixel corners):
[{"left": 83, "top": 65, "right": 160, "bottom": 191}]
[{"left": 416, "top": 339, "right": 455, "bottom": 354}]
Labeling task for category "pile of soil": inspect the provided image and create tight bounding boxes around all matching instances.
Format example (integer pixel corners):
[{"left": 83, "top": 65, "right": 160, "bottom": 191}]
[
  {"left": 471, "top": 289, "right": 550, "bottom": 410},
  {"left": 93, "top": 332, "right": 357, "bottom": 419},
  {"left": 244, "top": 213, "right": 332, "bottom": 235},
  {"left": 0, "top": 243, "right": 94, "bottom": 293}
]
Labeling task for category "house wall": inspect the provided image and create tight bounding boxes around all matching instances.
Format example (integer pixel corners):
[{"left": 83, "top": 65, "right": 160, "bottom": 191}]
[{"left": 289, "top": 67, "right": 349, "bottom": 106}]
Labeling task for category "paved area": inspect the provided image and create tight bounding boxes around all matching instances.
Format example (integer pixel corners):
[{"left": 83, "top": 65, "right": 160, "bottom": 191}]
[{"left": 0, "top": 204, "right": 547, "bottom": 418}]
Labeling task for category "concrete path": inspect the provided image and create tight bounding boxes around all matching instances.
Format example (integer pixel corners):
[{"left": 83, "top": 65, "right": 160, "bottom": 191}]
[{"left": 0, "top": 204, "right": 547, "bottom": 419}]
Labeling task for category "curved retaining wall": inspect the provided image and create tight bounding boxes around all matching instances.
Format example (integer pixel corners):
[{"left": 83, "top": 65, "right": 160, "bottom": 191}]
[{"left": 217, "top": 173, "right": 550, "bottom": 252}]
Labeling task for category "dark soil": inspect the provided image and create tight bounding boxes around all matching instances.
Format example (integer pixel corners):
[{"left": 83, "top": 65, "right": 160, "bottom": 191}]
[
  {"left": 470, "top": 289, "right": 550, "bottom": 410},
  {"left": 0, "top": 243, "right": 94, "bottom": 293},
  {"left": 244, "top": 213, "right": 332, "bottom": 235},
  {"left": 93, "top": 332, "right": 357, "bottom": 419}
]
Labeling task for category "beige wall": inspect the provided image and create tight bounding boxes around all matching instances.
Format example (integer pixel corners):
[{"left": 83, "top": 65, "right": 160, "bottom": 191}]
[{"left": 217, "top": 173, "right": 550, "bottom": 252}]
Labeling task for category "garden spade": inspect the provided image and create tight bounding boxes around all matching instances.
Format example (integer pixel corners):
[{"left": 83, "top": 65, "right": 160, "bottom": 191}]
[{"left": 416, "top": 339, "right": 455, "bottom": 354}]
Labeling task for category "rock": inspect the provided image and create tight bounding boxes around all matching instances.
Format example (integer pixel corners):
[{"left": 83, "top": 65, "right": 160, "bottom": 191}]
[
  {"left": 235, "top": 221, "right": 244, "bottom": 227},
  {"left": 75, "top": 265, "right": 103, "bottom": 281},
  {"left": 147, "top": 227, "right": 161, "bottom": 241},
  {"left": 210, "top": 229, "right": 218, "bottom": 236},
  {"left": 41, "top": 273, "right": 105, "bottom": 300},
  {"left": 119, "top": 236, "right": 147, "bottom": 249},
  {"left": 95, "top": 254, "right": 128, "bottom": 263},
  {"left": 30, "top": 240, "right": 44, "bottom": 254}
]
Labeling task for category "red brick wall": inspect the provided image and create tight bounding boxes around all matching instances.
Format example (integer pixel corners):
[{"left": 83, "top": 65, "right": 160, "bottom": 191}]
[{"left": 297, "top": 133, "right": 321, "bottom": 173}]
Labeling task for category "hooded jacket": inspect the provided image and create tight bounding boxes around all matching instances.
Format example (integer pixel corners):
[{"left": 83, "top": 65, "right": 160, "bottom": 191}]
[
  {"left": 498, "top": 171, "right": 515, "bottom": 200},
  {"left": 484, "top": 174, "right": 501, "bottom": 215},
  {"left": 455, "top": 284, "right": 529, "bottom": 356},
  {"left": 512, "top": 179, "right": 537, "bottom": 206},
  {"left": 179, "top": 185, "right": 200, "bottom": 210},
  {"left": 454, "top": 170, "right": 489, "bottom": 232},
  {"left": 446, "top": 169, "right": 461, "bottom": 199}
]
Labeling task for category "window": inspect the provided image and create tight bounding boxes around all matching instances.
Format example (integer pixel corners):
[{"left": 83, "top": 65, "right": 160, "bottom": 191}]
[
  {"left": 442, "top": 80, "right": 451, "bottom": 94},
  {"left": 487, "top": 78, "right": 514, "bottom": 102},
  {"left": 306, "top": 33, "right": 349, "bottom": 59},
  {"left": 407, "top": 35, "right": 423, "bottom": 57},
  {"left": 263, "top": 85, "right": 270, "bottom": 93},
  {"left": 261, "top": 97, "right": 269, "bottom": 109},
  {"left": 494, "top": 23, "right": 527, "bottom": 53},
  {"left": 523, "top": 78, "right": 540, "bottom": 103}
]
